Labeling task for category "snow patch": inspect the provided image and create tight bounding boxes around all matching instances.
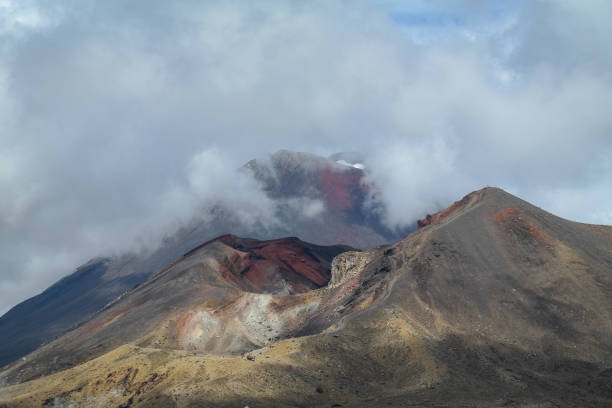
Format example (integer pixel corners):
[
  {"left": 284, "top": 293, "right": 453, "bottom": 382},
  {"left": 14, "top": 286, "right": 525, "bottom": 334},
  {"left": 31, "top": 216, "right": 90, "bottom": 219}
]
[{"left": 336, "top": 160, "right": 365, "bottom": 170}]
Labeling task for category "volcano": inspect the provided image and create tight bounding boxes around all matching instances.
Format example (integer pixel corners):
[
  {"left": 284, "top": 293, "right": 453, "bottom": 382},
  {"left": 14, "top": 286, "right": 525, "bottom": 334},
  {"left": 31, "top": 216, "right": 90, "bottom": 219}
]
[
  {"left": 0, "top": 150, "right": 404, "bottom": 370},
  {"left": 1, "top": 187, "right": 611, "bottom": 407}
]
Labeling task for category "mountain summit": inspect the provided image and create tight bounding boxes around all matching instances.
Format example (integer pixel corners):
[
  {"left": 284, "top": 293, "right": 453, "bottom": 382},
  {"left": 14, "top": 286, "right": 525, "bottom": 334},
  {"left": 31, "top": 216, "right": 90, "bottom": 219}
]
[{"left": 1, "top": 187, "right": 610, "bottom": 407}]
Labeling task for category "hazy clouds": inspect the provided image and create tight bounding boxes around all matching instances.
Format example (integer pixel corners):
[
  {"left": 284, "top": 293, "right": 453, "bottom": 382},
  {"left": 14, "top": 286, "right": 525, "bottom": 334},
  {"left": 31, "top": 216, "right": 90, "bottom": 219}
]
[{"left": 1, "top": 0, "right": 612, "bottom": 313}]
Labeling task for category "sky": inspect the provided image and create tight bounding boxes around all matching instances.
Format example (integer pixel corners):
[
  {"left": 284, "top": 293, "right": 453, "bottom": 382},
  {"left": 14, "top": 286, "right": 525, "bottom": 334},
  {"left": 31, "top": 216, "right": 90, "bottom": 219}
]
[{"left": 1, "top": 0, "right": 612, "bottom": 314}]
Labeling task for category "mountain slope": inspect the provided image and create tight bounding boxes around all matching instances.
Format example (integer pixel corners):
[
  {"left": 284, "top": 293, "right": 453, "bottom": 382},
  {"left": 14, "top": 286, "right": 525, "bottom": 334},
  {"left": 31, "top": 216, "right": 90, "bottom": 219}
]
[
  {"left": 1, "top": 187, "right": 611, "bottom": 407},
  {"left": 0, "top": 258, "right": 144, "bottom": 370},
  {"left": 0, "top": 150, "right": 405, "bottom": 368},
  {"left": 0, "top": 235, "right": 350, "bottom": 386}
]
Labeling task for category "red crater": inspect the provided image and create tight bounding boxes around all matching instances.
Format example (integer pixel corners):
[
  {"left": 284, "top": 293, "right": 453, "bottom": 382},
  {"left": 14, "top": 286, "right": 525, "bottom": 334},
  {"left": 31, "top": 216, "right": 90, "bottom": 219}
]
[{"left": 195, "top": 235, "right": 351, "bottom": 294}]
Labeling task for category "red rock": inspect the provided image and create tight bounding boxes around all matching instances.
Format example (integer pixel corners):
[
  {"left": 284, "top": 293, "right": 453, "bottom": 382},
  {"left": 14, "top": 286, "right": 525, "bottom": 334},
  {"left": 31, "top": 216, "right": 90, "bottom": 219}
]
[{"left": 194, "top": 234, "right": 351, "bottom": 294}]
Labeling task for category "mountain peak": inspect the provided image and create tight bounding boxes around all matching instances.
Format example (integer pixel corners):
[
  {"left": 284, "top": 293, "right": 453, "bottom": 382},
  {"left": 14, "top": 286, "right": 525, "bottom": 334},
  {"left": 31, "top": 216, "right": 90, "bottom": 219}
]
[{"left": 416, "top": 187, "right": 537, "bottom": 229}]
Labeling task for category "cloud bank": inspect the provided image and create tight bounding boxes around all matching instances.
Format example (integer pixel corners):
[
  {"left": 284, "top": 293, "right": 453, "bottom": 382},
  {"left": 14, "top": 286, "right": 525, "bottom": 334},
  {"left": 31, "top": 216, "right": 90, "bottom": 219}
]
[{"left": 1, "top": 0, "right": 612, "bottom": 313}]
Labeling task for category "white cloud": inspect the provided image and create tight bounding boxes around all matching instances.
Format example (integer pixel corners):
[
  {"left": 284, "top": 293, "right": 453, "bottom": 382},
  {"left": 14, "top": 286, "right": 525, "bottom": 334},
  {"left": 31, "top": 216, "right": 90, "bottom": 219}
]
[{"left": 1, "top": 0, "right": 612, "bottom": 313}]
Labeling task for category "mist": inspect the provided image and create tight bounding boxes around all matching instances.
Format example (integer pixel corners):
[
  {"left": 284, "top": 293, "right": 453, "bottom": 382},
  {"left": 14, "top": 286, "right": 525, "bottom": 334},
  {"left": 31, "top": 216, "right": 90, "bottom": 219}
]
[{"left": 1, "top": 0, "right": 612, "bottom": 314}]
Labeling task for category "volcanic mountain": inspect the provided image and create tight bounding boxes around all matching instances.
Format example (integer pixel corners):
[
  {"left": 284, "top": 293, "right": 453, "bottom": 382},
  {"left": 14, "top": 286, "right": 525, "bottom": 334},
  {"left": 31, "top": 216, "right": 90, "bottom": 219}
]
[
  {"left": 1, "top": 187, "right": 611, "bottom": 407},
  {"left": 0, "top": 150, "right": 404, "bottom": 369},
  {"left": 242, "top": 149, "right": 402, "bottom": 248}
]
